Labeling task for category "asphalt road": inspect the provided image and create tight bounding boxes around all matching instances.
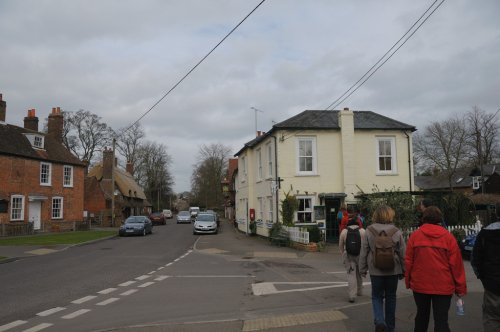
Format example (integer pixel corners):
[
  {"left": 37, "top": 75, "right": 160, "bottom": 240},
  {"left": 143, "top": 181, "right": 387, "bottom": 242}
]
[{"left": 0, "top": 219, "right": 486, "bottom": 332}]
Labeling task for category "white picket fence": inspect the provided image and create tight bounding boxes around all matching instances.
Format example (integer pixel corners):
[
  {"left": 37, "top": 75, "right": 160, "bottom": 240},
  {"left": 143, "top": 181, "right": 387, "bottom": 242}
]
[
  {"left": 283, "top": 226, "right": 310, "bottom": 244},
  {"left": 402, "top": 223, "right": 482, "bottom": 241}
]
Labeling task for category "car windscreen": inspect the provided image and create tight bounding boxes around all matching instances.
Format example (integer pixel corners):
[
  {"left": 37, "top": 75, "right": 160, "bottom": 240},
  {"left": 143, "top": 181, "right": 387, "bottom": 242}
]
[
  {"left": 125, "top": 217, "right": 145, "bottom": 224},
  {"left": 196, "top": 214, "right": 215, "bottom": 221},
  {"left": 178, "top": 211, "right": 190, "bottom": 216}
]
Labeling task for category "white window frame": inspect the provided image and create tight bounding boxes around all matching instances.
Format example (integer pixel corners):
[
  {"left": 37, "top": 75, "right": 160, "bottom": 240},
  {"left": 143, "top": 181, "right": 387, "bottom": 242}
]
[
  {"left": 240, "top": 156, "right": 247, "bottom": 183},
  {"left": 258, "top": 197, "right": 264, "bottom": 221},
  {"left": 33, "top": 135, "right": 43, "bottom": 148},
  {"left": 10, "top": 195, "right": 25, "bottom": 221},
  {"left": 267, "top": 196, "right": 273, "bottom": 222},
  {"left": 376, "top": 137, "right": 397, "bottom": 174},
  {"left": 472, "top": 176, "right": 481, "bottom": 190},
  {"left": 52, "top": 197, "right": 64, "bottom": 219},
  {"left": 40, "top": 162, "right": 52, "bottom": 186},
  {"left": 257, "top": 148, "right": 263, "bottom": 181},
  {"left": 296, "top": 196, "right": 314, "bottom": 223},
  {"left": 296, "top": 137, "right": 317, "bottom": 175},
  {"left": 63, "top": 165, "right": 73, "bottom": 187},
  {"left": 267, "top": 143, "right": 273, "bottom": 178}
]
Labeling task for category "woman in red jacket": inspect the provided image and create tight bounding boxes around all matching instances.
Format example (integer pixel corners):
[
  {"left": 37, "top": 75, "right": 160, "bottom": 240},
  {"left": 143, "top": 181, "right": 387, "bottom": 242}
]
[{"left": 405, "top": 206, "right": 467, "bottom": 332}]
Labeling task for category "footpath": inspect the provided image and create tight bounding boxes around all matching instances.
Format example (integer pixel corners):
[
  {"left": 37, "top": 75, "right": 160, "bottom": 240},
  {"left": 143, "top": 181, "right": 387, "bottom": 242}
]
[{"left": 0, "top": 221, "right": 484, "bottom": 332}]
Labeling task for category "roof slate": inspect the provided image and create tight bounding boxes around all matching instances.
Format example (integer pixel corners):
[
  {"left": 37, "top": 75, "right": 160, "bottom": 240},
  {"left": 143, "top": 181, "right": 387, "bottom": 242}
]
[
  {"left": 87, "top": 164, "right": 147, "bottom": 200},
  {"left": 0, "top": 123, "right": 84, "bottom": 166}
]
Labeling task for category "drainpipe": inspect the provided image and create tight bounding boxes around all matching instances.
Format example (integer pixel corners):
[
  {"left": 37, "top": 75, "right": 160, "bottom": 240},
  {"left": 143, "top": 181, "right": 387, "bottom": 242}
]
[
  {"left": 271, "top": 135, "right": 279, "bottom": 224},
  {"left": 403, "top": 131, "right": 412, "bottom": 191}
]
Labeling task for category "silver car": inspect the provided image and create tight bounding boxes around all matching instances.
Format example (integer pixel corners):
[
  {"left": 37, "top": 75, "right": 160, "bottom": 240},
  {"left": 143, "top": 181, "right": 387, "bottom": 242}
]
[
  {"left": 176, "top": 211, "right": 191, "bottom": 224},
  {"left": 193, "top": 213, "right": 218, "bottom": 235}
]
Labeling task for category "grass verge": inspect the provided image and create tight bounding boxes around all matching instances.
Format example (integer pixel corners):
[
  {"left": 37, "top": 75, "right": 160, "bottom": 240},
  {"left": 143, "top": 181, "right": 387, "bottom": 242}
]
[{"left": 0, "top": 230, "right": 116, "bottom": 246}]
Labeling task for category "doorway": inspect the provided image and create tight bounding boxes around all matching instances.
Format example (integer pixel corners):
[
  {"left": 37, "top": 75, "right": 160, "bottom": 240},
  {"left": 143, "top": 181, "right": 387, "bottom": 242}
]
[
  {"left": 28, "top": 201, "right": 42, "bottom": 230},
  {"left": 325, "top": 198, "right": 341, "bottom": 242}
]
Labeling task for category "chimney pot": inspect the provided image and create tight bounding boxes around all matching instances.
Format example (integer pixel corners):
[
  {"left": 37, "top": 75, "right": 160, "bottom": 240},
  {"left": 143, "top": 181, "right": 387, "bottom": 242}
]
[
  {"left": 343, "top": 107, "right": 350, "bottom": 111},
  {"left": 47, "top": 106, "right": 64, "bottom": 142},
  {"left": 0, "top": 93, "right": 6, "bottom": 122}
]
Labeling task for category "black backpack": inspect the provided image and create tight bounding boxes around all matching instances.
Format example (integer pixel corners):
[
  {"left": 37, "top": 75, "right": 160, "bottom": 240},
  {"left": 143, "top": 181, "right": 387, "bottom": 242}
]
[{"left": 345, "top": 227, "right": 361, "bottom": 256}]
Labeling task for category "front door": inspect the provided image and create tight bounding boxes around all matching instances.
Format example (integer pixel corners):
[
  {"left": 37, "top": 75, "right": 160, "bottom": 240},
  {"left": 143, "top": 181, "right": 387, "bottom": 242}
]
[
  {"left": 29, "top": 201, "right": 42, "bottom": 230},
  {"left": 325, "top": 198, "right": 341, "bottom": 242}
]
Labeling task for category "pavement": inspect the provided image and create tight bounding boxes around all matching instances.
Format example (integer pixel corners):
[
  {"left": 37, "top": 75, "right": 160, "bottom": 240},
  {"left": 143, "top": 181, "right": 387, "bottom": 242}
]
[{"left": 0, "top": 220, "right": 485, "bottom": 332}]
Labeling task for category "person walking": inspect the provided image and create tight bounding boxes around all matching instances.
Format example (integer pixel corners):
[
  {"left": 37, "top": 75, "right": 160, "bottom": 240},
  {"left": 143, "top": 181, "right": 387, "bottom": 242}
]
[
  {"left": 360, "top": 205, "right": 406, "bottom": 332},
  {"left": 405, "top": 206, "right": 467, "bottom": 332},
  {"left": 339, "top": 218, "right": 366, "bottom": 303},
  {"left": 338, "top": 203, "right": 349, "bottom": 232},
  {"left": 471, "top": 202, "right": 500, "bottom": 332}
]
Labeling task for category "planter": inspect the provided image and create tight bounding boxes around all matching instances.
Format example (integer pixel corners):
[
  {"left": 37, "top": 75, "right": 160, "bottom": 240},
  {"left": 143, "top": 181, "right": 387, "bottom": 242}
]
[{"left": 290, "top": 241, "right": 318, "bottom": 252}]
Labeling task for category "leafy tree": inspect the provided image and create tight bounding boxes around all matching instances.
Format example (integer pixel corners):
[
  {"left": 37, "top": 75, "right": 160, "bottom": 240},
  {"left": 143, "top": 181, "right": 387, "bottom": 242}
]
[{"left": 281, "top": 188, "right": 298, "bottom": 226}]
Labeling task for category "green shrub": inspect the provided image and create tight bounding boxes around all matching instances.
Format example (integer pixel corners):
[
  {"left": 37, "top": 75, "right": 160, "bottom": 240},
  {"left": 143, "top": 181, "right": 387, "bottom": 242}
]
[
  {"left": 451, "top": 228, "right": 466, "bottom": 245},
  {"left": 306, "top": 225, "right": 320, "bottom": 243}
]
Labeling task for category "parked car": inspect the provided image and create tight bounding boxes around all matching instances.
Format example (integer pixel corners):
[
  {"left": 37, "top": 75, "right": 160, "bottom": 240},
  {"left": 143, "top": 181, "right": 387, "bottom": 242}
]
[
  {"left": 163, "top": 209, "right": 173, "bottom": 219},
  {"left": 119, "top": 216, "right": 153, "bottom": 236},
  {"left": 205, "top": 209, "right": 219, "bottom": 227},
  {"left": 149, "top": 212, "right": 166, "bottom": 225},
  {"left": 177, "top": 210, "right": 191, "bottom": 224},
  {"left": 193, "top": 212, "right": 218, "bottom": 235},
  {"left": 460, "top": 230, "right": 478, "bottom": 259}
]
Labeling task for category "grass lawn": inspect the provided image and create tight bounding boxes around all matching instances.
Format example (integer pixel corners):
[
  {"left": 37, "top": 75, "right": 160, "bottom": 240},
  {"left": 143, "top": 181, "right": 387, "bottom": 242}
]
[{"left": 0, "top": 230, "right": 116, "bottom": 246}]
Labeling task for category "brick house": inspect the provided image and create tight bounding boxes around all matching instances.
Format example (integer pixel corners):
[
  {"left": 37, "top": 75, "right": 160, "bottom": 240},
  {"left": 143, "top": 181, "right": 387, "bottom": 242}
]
[
  {"left": 85, "top": 148, "right": 150, "bottom": 226},
  {"left": 0, "top": 94, "right": 85, "bottom": 232}
]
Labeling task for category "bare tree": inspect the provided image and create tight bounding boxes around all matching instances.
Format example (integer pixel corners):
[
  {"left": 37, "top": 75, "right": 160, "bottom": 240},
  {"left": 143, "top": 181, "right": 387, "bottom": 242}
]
[
  {"left": 190, "top": 143, "right": 232, "bottom": 209},
  {"left": 115, "top": 122, "right": 145, "bottom": 166},
  {"left": 413, "top": 116, "right": 469, "bottom": 190},
  {"left": 135, "top": 141, "right": 174, "bottom": 211},
  {"left": 62, "top": 110, "right": 113, "bottom": 164},
  {"left": 466, "top": 106, "right": 499, "bottom": 166}
]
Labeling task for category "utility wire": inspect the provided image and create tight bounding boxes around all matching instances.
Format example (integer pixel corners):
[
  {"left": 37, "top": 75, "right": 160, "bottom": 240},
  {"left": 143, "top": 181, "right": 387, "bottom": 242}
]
[
  {"left": 325, "top": 0, "right": 445, "bottom": 111},
  {"left": 124, "top": 0, "right": 267, "bottom": 134}
]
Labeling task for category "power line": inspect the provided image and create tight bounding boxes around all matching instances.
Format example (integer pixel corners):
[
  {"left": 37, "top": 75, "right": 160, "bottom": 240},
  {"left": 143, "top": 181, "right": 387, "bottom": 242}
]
[
  {"left": 325, "top": 0, "right": 445, "bottom": 111},
  {"left": 123, "top": 0, "right": 267, "bottom": 134}
]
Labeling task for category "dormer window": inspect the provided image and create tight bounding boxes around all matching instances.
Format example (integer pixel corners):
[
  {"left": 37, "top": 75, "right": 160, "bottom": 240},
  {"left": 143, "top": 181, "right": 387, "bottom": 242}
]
[
  {"left": 24, "top": 134, "right": 45, "bottom": 149},
  {"left": 472, "top": 176, "right": 481, "bottom": 190}
]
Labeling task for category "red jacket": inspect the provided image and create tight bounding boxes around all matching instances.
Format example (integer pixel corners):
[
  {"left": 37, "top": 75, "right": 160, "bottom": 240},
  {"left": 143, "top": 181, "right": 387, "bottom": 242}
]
[{"left": 405, "top": 224, "right": 467, "bottom": 296}]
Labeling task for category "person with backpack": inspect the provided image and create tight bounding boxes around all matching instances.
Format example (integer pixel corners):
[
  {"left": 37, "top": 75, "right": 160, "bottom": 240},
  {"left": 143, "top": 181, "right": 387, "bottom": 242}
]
[
  {"left": 339, "top": 218, "right": 366, "bottom": 303},
  {"left": 405, "top": 206, "right": 466, "bottom": 332},
  {"left": 359, "top": 205, "right": 406, "bottom": 332}
]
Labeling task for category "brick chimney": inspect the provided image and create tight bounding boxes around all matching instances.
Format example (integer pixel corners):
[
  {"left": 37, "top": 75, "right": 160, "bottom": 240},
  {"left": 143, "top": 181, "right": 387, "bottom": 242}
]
[
  {"left": 24, "top": 109, "right": 39, "bottom": 131},
  {"left": 0, "top": 93, "right": 6, "bottom": 122},
  {"left": 102, "top": 147, "right": 114, "bottom": 180},
  {"left": 126, "top": 161, "right": 134, "bottom": 176},
  {"left": 47, "top": 107, "right": 63, "bottom": 142}
]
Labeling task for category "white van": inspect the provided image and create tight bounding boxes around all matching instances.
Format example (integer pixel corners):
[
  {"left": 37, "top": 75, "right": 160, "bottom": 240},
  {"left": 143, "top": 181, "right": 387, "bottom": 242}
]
[{"left": 189, "top": 207, "right": 200, "bottom": 219}]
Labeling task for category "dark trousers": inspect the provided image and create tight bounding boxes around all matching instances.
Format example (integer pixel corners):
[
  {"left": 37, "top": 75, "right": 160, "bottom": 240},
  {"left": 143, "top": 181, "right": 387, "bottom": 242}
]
[{"left": 412, "top": 292, "right": 452, "bottom": 332}]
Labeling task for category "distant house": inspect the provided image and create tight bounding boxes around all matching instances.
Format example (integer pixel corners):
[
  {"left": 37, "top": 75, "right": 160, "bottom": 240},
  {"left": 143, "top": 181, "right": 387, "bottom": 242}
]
[
  {"left": 234, "top": 108, "right": 416, "bottom": 240},
  {"left": 0, "top": 94, "right": 85, "bottom": 232},
  {"left": 85, "top": 149, "right": 151, "bottom": 226},
  {"left": 222, "top": 158, "right": 238, "bottom": 221}
]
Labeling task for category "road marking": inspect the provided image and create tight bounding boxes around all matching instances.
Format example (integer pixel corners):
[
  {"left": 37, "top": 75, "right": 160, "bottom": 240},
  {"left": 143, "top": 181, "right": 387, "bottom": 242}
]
[
  {"left": 325, "top": 271, "right": 349, "bottom": 274},
  {"left": 0, "top": 320, "right": 27, "bottom": 332},
  {"left": 243, "top": 309, "right": 347, "bottom": 331},
  {"left": 96, "top": 298, "right": 120, "bottom": 306},
  {"left": 165, "top": 262, "right": 173, "bottom": 267},
  {"left": 22, "top": 323, "right": 53, "bottom": 332},
  {"left": 157, "top": 266, "right": 165, "bottom": 270},
  {"left": 138, "top": 282, "right": 155, "bottom": 288},
  {"left": 119, "top": 280, "right": 136, "bottom": 287},
  {"left": 37, "top": 307, "right": 65, "bottom": 317},
  {"left": 174, "top": 258, "right": 180, "bottom": 262},
  {"left": 172, "top": 275, "right": 255, "bottom": 278},
  {"left": 98, "top": 288, "right": 117, "bottom": 295},
  {"left": 135, "top": 275, "right": 150, "bottom": 281},
  {"left": 71, "top": 295, "right": 97, "bottom": 304},
  {"left": 147, "top": 270, "right": 156, "bottom": 275},
  {"left": 155, "top": 275, "right": 169, "bottom": 281},
  {"left": 61, "top": 309, "right": 91, "bottom": 319},
  {"left": 252, "top": 281, "right": 371, "bottom": 296},
  {"left": 120, "top": 289, "right": 138, "bottom": 296}
]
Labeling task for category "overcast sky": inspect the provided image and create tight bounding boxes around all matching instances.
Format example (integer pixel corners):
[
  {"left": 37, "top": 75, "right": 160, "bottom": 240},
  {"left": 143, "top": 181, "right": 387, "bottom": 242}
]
[{"left": 1, "top": 0, "right": 499, "bottom": 192}]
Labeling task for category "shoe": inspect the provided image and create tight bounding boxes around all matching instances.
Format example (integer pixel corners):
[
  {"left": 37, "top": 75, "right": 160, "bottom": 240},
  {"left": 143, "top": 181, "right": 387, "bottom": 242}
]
[
  {"left": 349, "top": 297, "right": 355, "bottom": 303},
  {"left": 375, "top": 323, "right": 386, "bottom": 332}
]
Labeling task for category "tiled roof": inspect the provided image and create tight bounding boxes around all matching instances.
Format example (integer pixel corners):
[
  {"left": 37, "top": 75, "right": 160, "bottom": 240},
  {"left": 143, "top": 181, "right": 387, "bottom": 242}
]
[
  {"left": 0, "top": 123, "right": 84, "bottom": 166},
  {"left": 274, "top": 110, "right": 416, "bottom": 131}
]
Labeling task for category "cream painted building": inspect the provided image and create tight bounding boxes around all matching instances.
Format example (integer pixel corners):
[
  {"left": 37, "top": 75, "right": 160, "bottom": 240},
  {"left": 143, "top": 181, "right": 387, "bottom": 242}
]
[{"left": 234, "top": 108, "right": 416, "bottom": 240}]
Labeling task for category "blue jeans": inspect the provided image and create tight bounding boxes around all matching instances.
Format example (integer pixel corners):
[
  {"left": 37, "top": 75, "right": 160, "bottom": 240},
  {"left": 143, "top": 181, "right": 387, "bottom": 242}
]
[{"left": 370, "top": 275, "right": 399, "bottom": 332}]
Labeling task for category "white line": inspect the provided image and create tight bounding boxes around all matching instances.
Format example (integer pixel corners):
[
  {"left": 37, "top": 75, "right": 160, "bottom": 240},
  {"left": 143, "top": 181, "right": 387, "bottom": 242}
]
[
  {"left": 325, "top": 271, "right": 348, "bottom": 274},
  {"left": 22, "top": 323, "right": 53, "bottom": 332},
  {"left": 96, "top": 298, "right": 120, "bottom": 306},
  {"left": 138, "top": 281, "right": 155, "bottom": 288},
  {"left": 173, "top": 275, "right": 255, "bottom": 278},
  {"left": 0, "top": 320, "right": 27, "bottom": 332},
  {"left": 165, "top": 262, "right": 173, "bottom": 267},
  {"left": 71, "top": 295, "right": 97, "bottom": 304},
  {"left": 174, "top": 258, "right": 180, "bottom": 262},
  {"left": 98, "top": 288, "right": 117, "bottom": 295},
  {"left": 154, "top": 275, "right": 169, "bottom": 281},
  {"left": 120, "top": 289, "right": 138, "bottom": 296},
  {"left": 157, "top": 266, "right": 165, "bottom": 270},
  {"left": 37, "top": 307, "right": 65, "bottom": 317},
  {"left": 61, "top": 309, "right": 91, "bottom": 319},
  {"left": 135, "top": 275, "right": 150, "bottom": 281},
  {"left": 119, "top": 280, "right": 136, "bottom": 287},
  {"left": 147, "top": 271, "right": 156, "bottom": 275}
]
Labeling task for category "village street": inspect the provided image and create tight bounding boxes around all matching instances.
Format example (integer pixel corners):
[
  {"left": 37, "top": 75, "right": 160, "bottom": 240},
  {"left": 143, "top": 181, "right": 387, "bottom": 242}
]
[{"left": 0, "top": 219, "right": 484, "bottom": 332}]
